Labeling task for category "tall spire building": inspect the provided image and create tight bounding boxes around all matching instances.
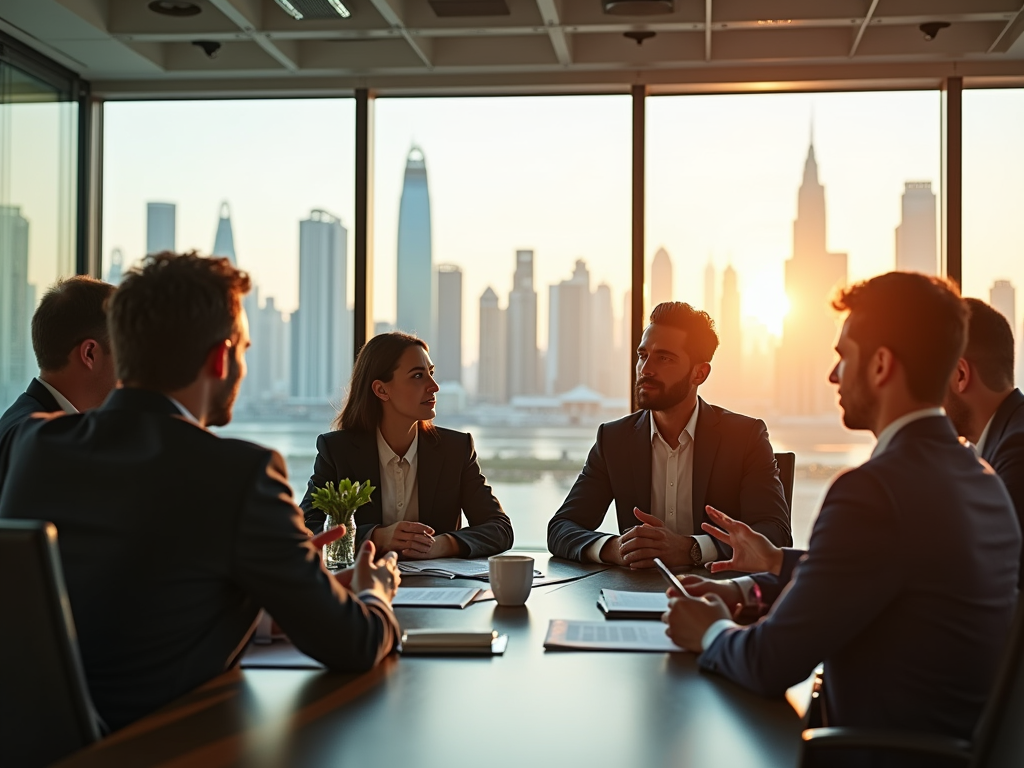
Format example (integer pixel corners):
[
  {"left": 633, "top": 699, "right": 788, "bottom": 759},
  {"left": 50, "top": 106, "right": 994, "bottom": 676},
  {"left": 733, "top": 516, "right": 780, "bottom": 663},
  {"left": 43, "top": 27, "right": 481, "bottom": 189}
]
[
  {"left": 396, "top": 146, "right": 433, "bottom": 343},
  {"left": 651, "top": 247, "right": 673, "bottom": 308},
  {"left": 212, "top": 201, "right": 237, "bottom": 264},
  {"left": 506, "top": 249, "right": 539, "bottom": 398},
  {"left": 895, "top": 182, "right": 937, "bottom": 274},
  {"left": 776, "top": 141, "right": 848, "bottom": 416},
  {"left": 478, "top": 287, "right": 507, "bottom": 404}
]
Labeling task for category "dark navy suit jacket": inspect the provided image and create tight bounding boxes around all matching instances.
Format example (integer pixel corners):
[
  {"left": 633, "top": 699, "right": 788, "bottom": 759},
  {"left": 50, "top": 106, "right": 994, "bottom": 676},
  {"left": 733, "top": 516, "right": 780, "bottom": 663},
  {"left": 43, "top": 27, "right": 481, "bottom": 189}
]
[
  {"left": 699, "top": 416, "right": 1020, "bottom": 741},
  {"left": 547, "top": 399, "right": 791, "bottom": 562},
  {"left": 0, "top": 388, "right": 399, "bottom": 731},
  {"left": 0, "top": 378, "right": 61, "bottom": 442},
  {"left": 299, "top": 425, "right": 513, "bottom": 558},
  {"left": 981, "top": 388, "right": 1024, "bottom": 585}
]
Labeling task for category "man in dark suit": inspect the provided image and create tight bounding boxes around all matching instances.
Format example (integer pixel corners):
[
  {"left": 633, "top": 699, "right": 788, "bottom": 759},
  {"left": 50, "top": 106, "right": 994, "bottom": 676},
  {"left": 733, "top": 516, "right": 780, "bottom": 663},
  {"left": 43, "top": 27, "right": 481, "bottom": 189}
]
[
  {"left": 0, "top": 252, "right": 400, "bottom": 732},
  {"left": 944, "top": 297, "right": 1024, "bottom": 583},
  {"left": 0, "top": 276, "right": 116, "bottom": 447},
  {"left": 663, "top": 273, "right": 1020, "bottom": 748},
  {"left": 547, "top": 301, "right": 790, "bottom": 568}
]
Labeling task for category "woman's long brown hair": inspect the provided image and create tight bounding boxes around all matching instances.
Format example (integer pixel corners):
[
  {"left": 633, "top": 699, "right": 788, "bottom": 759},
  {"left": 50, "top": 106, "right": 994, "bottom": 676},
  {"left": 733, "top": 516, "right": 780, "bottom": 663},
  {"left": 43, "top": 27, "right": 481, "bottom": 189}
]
[{"left": 332, "top": 332, "right": 431, "bottom": 433}]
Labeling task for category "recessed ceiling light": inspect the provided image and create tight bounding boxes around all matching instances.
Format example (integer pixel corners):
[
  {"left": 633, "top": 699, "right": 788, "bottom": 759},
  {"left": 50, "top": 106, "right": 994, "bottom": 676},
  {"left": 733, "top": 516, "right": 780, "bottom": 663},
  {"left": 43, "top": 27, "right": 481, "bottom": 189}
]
[
  {"left": 273, "top": 0, "right": 353, "bottom": 20},
  {"left": 148, "top": 1, "right": 202, "bottom": 17},
  {"left": 604, "top": 0, "right": 674, "bottom": 16}
]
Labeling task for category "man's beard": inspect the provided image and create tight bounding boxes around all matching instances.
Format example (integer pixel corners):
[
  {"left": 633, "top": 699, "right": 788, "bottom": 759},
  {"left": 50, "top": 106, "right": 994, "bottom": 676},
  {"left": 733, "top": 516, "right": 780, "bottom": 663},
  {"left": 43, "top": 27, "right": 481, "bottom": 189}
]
[
  {"left": 635, "top": 375, "right": 693, "bottom": 411},
  {"left": 943, "top": 389, "right": 971, "bottom": 439},
  {"left": 207, "top": 356, "right": 242, "bottom": 428},
  {"left": 839, "top": 360, "right": 878, "bottom": 431}
]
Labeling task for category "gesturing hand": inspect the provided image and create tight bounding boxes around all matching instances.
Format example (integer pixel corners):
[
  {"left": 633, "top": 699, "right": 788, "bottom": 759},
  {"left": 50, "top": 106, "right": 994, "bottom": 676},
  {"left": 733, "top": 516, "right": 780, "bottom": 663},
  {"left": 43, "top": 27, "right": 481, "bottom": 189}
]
[
  {"left": 701, "top": 506, "right": 783, "bottom": 575},
  {"left": 618, "top": 507, "right": 693, "bottom": 569},
  {"left": 350, "top": 540, "right": 401, "bottom": 602},
  {"left": 661, "top": 586, "right": 732, "bottom": 651},
  {"left": 372, "top": 521, "right": 436, "bottom": 556}
]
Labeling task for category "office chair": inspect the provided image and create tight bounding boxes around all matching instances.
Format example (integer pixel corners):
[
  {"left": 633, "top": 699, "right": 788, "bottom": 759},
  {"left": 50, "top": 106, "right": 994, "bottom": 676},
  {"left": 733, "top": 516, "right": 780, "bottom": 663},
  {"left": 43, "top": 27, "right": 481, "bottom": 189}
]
[
  {"left": 799, "top": 595, "right": 1024, "bottom": 767},
  {"left": 0, "top": 520, "right": 101, "bottom": 768},
  {"left": 774, "top": 451, "right": 795, "bottom": 514}
]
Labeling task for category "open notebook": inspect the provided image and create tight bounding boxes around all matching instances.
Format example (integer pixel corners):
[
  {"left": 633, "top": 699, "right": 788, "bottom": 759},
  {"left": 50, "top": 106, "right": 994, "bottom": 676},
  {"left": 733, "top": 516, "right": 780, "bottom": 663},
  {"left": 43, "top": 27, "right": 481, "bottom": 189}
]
[
  {"left": 597, "top": 589, "right": 669, "bottom": 620},
  {"left": 398, "top": 558, "right": 543, "bottom": 581}
]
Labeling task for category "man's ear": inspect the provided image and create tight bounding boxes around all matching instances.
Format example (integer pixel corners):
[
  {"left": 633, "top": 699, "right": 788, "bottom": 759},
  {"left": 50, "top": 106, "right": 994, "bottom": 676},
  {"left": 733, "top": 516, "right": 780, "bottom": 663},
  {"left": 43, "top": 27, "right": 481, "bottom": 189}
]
[
  {"left": 692, "top": 362, "right": 711, "bottom": 387},
  {"left": 77, "top": 339, "right": 99, "bottom": 370},
  {"left": 871, "top": 346, "right": 896, "bottom": 388},
  {"left": 204, "top": 340, "right": 232, "bottom": 381},
  {"left": 953, "top": 358, "right": 971, "bottom": 394}
]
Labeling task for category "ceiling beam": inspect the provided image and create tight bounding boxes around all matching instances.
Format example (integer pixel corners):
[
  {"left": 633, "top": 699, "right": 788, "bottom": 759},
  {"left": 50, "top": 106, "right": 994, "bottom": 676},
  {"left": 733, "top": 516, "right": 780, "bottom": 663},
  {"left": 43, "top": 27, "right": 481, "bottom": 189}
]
[
  {"left": 849, "top": 0, "right": 880, "bottom": 58},
  {"left": 366, "top": 0, "right": 433, "bottom": 69},
  {"left": 536, "top": 0, "right": 572, "bottom": 66},
  {"left": 705, "top": 0, "right": 712, "bottom": 62},
  {"left": 206, "top": 0, "right": 299, "bottom": 71},
  {"left": 988, "top": 1, "right": 1024, "bottom": 54}
]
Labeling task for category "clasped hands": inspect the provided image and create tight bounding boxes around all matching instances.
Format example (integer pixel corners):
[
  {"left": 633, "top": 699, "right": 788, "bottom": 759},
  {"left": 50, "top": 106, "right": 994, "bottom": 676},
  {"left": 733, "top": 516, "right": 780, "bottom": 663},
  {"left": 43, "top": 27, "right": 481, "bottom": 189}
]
[{"left": 371, "top": 520, "right": 459, "bottom": 560}]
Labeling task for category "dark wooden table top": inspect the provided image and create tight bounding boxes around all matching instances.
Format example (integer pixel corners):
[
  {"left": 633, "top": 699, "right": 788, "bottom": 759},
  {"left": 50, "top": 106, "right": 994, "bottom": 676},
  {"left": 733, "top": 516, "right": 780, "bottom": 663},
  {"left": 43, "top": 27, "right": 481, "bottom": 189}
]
[{"left": 55, "top": 553, "right": 802, "bottom": 768}]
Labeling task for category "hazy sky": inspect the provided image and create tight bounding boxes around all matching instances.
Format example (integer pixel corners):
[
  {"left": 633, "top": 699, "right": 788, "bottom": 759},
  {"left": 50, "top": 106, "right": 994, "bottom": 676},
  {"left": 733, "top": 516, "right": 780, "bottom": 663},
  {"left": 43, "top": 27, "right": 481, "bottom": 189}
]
[{"left": 97, "top": 89, "right": 1024, "bottom": 363}]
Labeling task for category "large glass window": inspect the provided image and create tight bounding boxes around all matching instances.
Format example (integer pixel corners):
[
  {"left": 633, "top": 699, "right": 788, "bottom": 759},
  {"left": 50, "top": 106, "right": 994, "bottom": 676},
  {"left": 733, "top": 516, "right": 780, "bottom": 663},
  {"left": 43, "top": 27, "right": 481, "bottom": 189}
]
[
  {"left": 647, "top": 91, "right": 942, "bottom": 546},
  {"left": 373, "top": 96, "right": 632, "bottom": 548},
  {"left": 0, "top": 60, "right": 78, "bottom": 412},
  {"left": 962, "top": 88, "right": 1024, "bottom": 388},
  {"left": 102, "top": 98, "right": 356, "bottom": 490}
]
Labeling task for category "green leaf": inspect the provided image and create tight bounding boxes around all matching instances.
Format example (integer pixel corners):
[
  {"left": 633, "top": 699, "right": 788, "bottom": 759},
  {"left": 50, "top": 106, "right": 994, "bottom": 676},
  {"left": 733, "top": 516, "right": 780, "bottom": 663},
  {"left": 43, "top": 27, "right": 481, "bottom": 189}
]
[{"left": 311, "top": 478, "right": 376, "bottom": 523}]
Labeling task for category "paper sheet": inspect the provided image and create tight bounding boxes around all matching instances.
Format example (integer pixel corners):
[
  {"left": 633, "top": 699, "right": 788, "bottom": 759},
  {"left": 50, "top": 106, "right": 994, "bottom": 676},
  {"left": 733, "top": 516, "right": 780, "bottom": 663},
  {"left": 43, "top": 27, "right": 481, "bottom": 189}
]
[
  {"left": 391, "top": 587, "right": 480, "bottom": 608},
  {"left": 544, "top": 620, "right": 686, "bottom": 652}
]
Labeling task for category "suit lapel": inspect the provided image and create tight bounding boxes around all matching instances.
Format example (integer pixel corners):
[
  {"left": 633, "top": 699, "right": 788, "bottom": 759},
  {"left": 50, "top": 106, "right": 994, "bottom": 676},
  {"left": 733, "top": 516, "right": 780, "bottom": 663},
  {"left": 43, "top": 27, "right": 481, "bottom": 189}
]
[
  {"left": 632, "top": 411, "right": 653, "bottom": 516},
  {"left": 347, "top": 431, "right": 384, "bottom": 525},
  {"left": 417, "top": 425, "right": 443, "bottom": 530},
  {"left": 983, "top": 389, "right": 1024, "bottom": 463},
  {"left": 26, "top": 378, "right": 61, "bottom": 413},
  {"left": 691, "top": 398, "right": 721, "bottom": 533}
]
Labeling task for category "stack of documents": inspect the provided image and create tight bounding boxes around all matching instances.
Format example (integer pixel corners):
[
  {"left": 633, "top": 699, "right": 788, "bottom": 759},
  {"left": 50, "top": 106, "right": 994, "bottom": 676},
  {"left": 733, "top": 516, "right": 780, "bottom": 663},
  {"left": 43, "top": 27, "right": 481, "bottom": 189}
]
[
  {"left": 391, "top": 587, "right": 481, "bottom": 608},
  {"left": 398, "top": 557, "right": 543, "bottom": 581},
  {"left": 401, "top": 629, "right": 508, "bottom": 656},
  {"left": 597, "top": 589, "right": 669, "bottom": 620}
]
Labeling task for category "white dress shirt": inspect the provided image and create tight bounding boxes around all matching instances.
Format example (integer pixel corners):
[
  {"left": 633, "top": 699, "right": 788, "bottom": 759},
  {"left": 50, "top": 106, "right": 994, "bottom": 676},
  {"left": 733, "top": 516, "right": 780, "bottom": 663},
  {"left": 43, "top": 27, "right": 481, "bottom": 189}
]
[
  {"left": 976, "top": 412, "right": 997, "bottom": 457},
  {"left": 377, "top": 428, "right": 420, "bottom": 526},
  {"left": 585, "top": 402, "right": 718, "bottom": 564},
  {"left": 709, "top": 406, "right": 949, "bottom": 652},
  {"left": 35, "top": 377, "right": 77, "bottom": 414}
]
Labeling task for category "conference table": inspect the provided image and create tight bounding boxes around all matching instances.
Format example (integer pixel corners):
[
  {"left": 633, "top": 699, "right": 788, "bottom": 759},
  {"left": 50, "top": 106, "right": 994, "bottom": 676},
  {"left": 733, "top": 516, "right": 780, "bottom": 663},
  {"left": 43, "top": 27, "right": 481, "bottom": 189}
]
[{"left": 55, "top": 553, "right": 803, "bottom": 768}]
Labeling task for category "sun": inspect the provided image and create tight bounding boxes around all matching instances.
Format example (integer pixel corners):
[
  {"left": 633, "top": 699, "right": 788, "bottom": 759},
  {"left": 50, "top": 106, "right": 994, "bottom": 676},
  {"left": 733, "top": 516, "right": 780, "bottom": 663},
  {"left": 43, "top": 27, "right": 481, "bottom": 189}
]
[{"left": 742, "top": 285, "right": 790, "bottom": 336}]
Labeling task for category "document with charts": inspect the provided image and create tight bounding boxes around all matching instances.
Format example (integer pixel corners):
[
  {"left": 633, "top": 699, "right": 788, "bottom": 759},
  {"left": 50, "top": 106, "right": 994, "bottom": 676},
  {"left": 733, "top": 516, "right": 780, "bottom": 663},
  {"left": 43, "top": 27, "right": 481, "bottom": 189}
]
[
  {"left": 391, "top": 587, "right": 481, "bottom": 608},
  {"left": 544, "top": 620, "right": 686, "bottom": 652}
]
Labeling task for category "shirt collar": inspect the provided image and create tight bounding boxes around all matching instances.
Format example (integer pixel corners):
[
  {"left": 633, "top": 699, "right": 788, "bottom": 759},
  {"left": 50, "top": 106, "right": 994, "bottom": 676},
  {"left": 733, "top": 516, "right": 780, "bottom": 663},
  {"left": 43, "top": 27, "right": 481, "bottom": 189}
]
[
  {"left": 166, "top": 396, "right": 200, "bottom": 424},
  {"left": 377, "top": 427, "right": 419, "bottom": 464},
  {"left": 976, "top": 411, "right": 997, "bottom": 456},
  {"left": 34, "top": 377, "right": 78, "bottom": 415},
  {"left": 650, "top": 400, "right": 700, "bottom": 448},
  {"left": 871, "top": 407, "right": 946, "bottom": 458}
]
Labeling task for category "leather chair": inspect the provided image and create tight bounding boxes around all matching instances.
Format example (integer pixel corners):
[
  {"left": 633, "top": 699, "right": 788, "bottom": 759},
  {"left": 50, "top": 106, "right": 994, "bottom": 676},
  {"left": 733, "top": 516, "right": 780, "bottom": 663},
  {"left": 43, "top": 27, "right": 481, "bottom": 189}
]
[
  {"left": 0, "top": 520, "right": 101, "bottom": 768},
  {"left": 774, "top": 451, "right": 795, "bottom": 514},
  {"left": 799, "top": 595, "right": 1024, "bottom": 767}
]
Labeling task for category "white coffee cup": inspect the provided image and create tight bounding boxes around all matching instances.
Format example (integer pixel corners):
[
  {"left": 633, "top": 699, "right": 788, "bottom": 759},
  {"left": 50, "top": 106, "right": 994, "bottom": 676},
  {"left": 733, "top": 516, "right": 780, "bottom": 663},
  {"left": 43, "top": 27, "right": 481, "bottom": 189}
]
[{"left": 488, "top": 555, "right": 534, "bottom": 606}]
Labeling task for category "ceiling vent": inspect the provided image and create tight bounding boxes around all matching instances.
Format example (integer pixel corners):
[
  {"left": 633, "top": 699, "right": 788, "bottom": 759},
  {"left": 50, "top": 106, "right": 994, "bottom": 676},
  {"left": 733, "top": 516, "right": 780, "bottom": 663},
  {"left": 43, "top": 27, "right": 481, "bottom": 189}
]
[
  {"left": 603, "top": 0, "right": 674, "bottom": 15},
  {"left": 428, "top": 1, "right": 510, "bottom": 17},
  {"left": 273, "top": 0, "right": 351, "bottom": 21}
]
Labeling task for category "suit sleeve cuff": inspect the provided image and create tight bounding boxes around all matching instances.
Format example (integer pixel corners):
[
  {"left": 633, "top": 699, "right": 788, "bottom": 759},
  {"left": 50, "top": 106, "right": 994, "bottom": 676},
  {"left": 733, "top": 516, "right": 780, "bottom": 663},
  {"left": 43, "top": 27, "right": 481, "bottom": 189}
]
[
  {"left": 357, "top": 589, "right": 394, "bottom": 610},
  {"left": 694, "top": 534, "right": 718, "bottom": 564},
  {"left": 701, "top": 618, "right": 738, "bottom": 653},
  {"left": 584, "top": 535, "right": 615, "bottom": 563},
  {"left": 732, "top": 576, "right": 761, "bottom": 608}
]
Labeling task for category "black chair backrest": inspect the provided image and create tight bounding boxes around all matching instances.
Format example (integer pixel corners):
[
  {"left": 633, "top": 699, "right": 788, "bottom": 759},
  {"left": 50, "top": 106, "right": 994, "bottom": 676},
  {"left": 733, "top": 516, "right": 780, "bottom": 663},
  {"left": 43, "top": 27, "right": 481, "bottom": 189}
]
[
  {"left": 774, "top": 451, "right": 795, "bottom": 514},
  {"left": 972, "top": 595, "right": 1024, "bottom": 767},
  {"left": 0, "top": 520, "right": 100, "bottom": 768}
]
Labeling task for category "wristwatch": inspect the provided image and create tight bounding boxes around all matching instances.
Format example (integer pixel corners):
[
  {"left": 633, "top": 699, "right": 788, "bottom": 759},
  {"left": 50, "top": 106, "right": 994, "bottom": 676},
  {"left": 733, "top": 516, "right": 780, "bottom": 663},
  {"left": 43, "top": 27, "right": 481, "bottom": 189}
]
[{"left": 689, "top": 539, "right": 703, "bottom": 566}]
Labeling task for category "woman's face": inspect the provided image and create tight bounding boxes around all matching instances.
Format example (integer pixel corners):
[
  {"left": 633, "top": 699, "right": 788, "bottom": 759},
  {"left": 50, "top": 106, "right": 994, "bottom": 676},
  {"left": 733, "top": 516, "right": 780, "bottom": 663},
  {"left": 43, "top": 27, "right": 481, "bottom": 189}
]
[{"left": 374, "top": 345, "right": 439, "bottom": 424}]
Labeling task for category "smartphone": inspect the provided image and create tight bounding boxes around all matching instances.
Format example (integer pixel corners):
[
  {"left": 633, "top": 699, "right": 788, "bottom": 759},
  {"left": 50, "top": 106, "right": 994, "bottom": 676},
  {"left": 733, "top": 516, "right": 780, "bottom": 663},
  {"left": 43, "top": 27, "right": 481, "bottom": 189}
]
[{"left": 653, "top": 557, "right": 693, "bottom": 598}]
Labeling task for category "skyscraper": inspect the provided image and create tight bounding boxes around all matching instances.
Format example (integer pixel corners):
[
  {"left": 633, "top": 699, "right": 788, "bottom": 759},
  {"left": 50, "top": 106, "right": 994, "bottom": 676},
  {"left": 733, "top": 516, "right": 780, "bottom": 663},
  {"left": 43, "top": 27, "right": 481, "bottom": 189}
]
[
  {"left": 622, "top": 288, "right": 634, "bottom": 398},
  {"left": 590, "top": 282, "right": 616, "bottom": 396},
  {"left": 146, "top": 202, "right": 176, "bottom": 255},
  {"left": 715, "top": 265, "right": 743, "bottom": 400},
  {"left": 651, "top": 247, "right": 673, "bottom": 308},
  {"left": 240, "top": 287, "right": 290, "bottom": 407},
  {"left": 212, "top": 201, "right": 237, "bottom": 264},
  {"left": 704, "top": 260, "right": 716, "bottom": 317},
  {"left": 478, "top": 287, "right": 507, "bottom": 404},
  {"left": 776, "top": 141, "right": 848, "bottom": 416},
  {"left": 292, "top": 210, "right": 351, "bottom": 401},
  {"left": 548, "top": 259, "right": 591, "bottom": 395},
  {"left": 990, "top": 280, "right": 1016, "bottom": 337},
  {"left": 895, "top": 181, "right": 937, "bottom": 274},
  {"left": 0, "top": 205, "right": 31, "bottom": 409},
  {"left": 436, "top": 264, "right": 463, "bottom": 384},
  {"left": 106, "top": 248, "right": 124, "bottom": 285},
  {"left": 507, "top": 249, "right": 539, "bottom": 398},
  {"left": 396, "top": 146, "right": 433, "bottom": 343}
]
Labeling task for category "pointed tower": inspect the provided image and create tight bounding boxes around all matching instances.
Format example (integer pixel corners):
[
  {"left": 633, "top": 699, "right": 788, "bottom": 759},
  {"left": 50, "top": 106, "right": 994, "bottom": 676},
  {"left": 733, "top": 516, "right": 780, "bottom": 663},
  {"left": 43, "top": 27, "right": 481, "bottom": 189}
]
[
  {"left": 396, "top": 146, "right": 434, "bottom": 343},
  {"left": 651, "top": 247, "right": 673, "bottom": 308},
  {"left": 212, "top": 201, "right": 237, "bottom": 264}
]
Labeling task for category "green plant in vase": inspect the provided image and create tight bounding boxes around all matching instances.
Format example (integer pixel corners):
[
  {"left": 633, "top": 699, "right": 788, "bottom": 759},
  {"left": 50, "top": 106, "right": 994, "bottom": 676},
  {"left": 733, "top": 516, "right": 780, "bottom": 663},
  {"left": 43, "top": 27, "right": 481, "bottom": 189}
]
[{"left": 311, "top": 479, "right": 375, "bottom": 569}]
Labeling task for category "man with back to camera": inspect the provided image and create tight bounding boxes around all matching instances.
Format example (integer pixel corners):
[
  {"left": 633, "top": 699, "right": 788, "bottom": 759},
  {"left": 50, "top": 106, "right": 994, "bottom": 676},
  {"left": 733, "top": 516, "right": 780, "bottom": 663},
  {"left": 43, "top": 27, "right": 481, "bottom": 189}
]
[
  {"left": 661, "top": 273, "right": 1019, "bottom": 753},
  {"left": 546, "top": 301, "right": 791, "bottom": 569},
  {"left": 0, "top": 252, "right": 401, "bottom": 732},
  {"left": 0, "top": 276, "right": 117, "bottom": 446}
]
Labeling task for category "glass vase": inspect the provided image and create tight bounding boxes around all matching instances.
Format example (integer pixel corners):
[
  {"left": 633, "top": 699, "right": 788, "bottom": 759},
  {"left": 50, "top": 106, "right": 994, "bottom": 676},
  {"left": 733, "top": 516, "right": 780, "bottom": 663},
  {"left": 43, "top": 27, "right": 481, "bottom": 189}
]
[{"left": 323, "top": 514, "right": 356, "bottom": 569}]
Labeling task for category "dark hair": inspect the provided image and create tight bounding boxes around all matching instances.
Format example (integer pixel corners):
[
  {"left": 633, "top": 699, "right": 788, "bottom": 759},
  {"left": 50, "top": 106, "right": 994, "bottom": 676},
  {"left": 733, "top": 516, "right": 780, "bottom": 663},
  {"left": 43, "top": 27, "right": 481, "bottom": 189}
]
[
  {"left": 648, "top": 302, "right": 720, "bottom": 364},
  {"left": 334, "top": 332, "right": 429, "bottom": 432},
  {"left": 31, "top": 276, "right": 114, "bottom": 372},
  {"left": 963, "top": 297, "right": 1015, "bottom": 391},
  {"left": 108, "top": 251, "right": 251, "bottom": 390},
  {"left": 831, "top": 272, "right": 968, "bottom": 403}
]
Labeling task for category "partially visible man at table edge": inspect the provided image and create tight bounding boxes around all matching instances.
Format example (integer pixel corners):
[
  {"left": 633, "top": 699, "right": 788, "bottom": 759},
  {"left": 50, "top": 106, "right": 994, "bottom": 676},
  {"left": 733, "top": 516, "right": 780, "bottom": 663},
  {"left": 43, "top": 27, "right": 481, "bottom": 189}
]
[
  {"left": 0, "top": 251, "right": 400, "bottom": 733},
  {"left": 0, "top": 276, "right": 117, "bottom": 481},
  {"left": 662, "top": 272, "right": 1019, "bottom": 749},
  {"left": 547, "top": 301, "right": 791, "bottom": 569}
]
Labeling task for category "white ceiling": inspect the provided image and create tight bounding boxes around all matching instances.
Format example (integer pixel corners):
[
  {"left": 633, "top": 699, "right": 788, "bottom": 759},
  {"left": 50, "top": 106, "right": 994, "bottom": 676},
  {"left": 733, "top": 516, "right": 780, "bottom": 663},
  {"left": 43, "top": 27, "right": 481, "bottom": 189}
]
[{"left": 1, "top": 0, "right": 1023, "bottom": 97}]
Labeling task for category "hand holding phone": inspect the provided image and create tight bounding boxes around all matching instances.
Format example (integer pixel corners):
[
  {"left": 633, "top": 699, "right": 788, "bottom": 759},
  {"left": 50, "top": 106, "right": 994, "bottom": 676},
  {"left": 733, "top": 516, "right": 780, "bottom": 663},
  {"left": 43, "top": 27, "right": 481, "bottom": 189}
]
[{"left": 653, "top": 557, "right": 693, "bottom": 598}]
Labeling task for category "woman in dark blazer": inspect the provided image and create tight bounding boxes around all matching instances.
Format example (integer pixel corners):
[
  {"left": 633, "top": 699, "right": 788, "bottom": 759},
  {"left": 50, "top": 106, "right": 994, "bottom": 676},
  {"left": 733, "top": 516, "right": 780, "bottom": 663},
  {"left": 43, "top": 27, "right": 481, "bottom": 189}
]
[{"left": 300, "top": 332, "right": 513, "bottom": 559}]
